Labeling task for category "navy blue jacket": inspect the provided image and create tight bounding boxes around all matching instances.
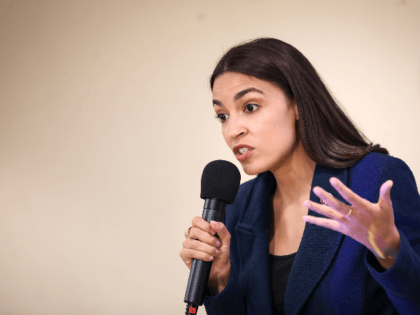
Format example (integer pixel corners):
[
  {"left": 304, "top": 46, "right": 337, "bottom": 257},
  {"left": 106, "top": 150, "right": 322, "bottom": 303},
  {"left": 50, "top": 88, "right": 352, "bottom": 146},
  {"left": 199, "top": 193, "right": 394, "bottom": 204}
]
[{"left": 204, "top": 152, "right": 420, "bottom": 314}]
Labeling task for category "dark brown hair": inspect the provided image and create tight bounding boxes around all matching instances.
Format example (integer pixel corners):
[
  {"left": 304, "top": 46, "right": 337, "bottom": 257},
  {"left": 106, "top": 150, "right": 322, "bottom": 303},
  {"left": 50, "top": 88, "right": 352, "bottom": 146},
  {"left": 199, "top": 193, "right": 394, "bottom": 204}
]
[{"left": 210, "top": 38, "right": 388, "bottom": 168}]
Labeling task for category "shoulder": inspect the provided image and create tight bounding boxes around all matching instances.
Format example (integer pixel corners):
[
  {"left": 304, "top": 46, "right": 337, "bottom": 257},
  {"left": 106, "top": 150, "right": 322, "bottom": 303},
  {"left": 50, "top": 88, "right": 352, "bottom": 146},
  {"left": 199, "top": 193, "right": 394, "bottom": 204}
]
[
  {"left": 352, "top": 151, "right": 408, "bottom": 170},
  {"left": 349, "top": 152, "right": 418, "bottom": 201},
  {"left": 350, "top": 152, "right": 415, "bottom": 182}
]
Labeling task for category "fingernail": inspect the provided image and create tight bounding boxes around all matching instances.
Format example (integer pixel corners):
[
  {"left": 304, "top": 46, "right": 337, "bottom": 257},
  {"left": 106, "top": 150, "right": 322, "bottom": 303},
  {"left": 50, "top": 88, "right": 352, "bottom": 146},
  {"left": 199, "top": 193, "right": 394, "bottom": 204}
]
[
  {"left": 215, "top": 249, "right": 220, "bottom": 255},
  {"left": 209, "top": 256, "right": 214, "bottom": 260},
  {"left": 216, "top": 240, "right": 221, "bottom": 247},
  {"left": 210, "top": 229, "right": 216, "bottom": 236},
  {"left": 303, "top": 201, "right": 310, "bottom": 208}
]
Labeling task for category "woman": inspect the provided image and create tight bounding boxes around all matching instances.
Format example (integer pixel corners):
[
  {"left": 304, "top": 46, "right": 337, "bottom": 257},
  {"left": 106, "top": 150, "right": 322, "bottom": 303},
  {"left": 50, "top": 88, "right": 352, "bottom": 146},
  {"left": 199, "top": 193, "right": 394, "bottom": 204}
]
[{"left": 179, "top": 38, "right": 420, "bottom": 314}]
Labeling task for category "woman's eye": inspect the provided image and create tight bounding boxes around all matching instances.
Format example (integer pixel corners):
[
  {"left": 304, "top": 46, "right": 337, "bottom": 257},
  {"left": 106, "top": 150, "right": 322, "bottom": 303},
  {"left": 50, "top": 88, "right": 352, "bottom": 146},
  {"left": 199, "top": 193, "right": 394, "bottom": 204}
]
[
  {"left": 215, "top": 113, "right": 229, "bottom": 123},
  {"left": 245, "top": 104, "right": 259, "bottom": 113}
]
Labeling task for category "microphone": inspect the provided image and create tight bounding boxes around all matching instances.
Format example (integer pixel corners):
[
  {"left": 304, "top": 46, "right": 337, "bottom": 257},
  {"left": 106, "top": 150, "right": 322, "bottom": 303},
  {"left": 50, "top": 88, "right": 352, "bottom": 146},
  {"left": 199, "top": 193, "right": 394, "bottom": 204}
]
[{"left": 184, "top": 160, "right": 241, "bottom": 315}]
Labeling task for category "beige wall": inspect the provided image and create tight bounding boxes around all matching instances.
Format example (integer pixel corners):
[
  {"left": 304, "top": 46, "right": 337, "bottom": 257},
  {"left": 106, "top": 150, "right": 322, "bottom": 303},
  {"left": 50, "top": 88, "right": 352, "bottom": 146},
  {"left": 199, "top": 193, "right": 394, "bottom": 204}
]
[{"left": 0, "top": 0, "right": 419, "bottom": 314}]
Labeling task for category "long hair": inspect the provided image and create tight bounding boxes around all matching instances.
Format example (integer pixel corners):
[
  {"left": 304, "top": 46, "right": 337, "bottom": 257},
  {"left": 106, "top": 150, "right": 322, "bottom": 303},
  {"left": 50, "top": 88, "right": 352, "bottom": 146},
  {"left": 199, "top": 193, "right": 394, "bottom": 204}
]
[{"left": 210, "top": 38, "right": 388, "bottom": 168}]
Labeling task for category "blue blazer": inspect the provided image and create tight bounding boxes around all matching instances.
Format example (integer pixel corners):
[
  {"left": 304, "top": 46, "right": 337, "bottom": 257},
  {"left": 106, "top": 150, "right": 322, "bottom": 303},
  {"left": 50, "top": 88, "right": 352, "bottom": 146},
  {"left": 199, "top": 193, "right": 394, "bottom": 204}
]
[{"left": 204, "top": 152, "right": 420, "bottom": 314}]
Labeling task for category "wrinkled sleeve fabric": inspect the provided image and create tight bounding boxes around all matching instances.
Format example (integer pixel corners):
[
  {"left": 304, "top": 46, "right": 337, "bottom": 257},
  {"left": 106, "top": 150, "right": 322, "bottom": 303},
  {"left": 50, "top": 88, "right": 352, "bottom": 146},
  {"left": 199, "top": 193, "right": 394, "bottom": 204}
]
[{"left": 362, "top": 156, "right": 420, "bottom": 314}]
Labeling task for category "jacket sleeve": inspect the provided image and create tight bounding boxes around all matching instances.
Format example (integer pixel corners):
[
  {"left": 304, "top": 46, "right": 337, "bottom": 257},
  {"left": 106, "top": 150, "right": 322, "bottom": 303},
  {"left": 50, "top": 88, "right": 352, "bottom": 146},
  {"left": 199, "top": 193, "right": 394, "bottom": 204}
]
[{"left": 362, "top": 156, "right": 420, "bottom": 314}]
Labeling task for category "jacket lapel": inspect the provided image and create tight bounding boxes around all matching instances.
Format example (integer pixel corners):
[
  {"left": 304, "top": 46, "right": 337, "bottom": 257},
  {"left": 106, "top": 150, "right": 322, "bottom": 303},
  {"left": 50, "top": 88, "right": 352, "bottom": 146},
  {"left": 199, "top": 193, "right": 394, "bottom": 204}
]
[
  {"left": 235, "top": 165, "right": 350, "bottom": 314},
  {"left": 285, "top": 164, "right": 349, "bottom": 315},
  {"left": 235, "top": 172, "right": 275, "bottom": 311}
]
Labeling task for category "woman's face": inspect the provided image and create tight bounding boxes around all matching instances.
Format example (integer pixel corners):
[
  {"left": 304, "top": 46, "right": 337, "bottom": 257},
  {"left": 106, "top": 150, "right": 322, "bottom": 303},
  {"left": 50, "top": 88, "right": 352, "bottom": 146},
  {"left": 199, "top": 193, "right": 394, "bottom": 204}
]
[{"left": 212, "top": 72, "right": 299, "bottom": 175}]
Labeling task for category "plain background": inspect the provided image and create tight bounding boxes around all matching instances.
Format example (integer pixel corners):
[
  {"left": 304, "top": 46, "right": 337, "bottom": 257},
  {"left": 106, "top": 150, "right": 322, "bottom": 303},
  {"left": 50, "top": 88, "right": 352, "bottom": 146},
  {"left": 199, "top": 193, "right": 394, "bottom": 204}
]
[{"left": 1, "top": 0, "right": 419, "bottom": 314}]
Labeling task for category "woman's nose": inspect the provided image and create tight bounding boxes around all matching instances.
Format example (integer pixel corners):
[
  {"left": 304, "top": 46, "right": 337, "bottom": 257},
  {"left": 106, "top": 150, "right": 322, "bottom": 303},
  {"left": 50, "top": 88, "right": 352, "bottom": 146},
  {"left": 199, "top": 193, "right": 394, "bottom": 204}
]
[{"left": 228, "top": 116, "right": 248, "bottom": 139}]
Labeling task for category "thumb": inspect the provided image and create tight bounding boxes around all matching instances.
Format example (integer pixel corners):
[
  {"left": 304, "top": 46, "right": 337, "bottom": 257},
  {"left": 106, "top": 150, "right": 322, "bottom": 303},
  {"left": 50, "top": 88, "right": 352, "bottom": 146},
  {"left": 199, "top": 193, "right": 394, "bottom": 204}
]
[
  {"left": 210, "top": 221, "right": 231, "bottom": 246},
  {"left": 379, "top": 180, "right": 393, "bottom": 209}
]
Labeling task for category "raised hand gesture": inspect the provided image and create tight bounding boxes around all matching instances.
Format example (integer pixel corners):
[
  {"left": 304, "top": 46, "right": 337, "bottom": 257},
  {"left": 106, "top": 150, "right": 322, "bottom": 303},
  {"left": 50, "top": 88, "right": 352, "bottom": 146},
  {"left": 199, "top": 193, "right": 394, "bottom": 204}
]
[{"left": 303, "top": 177, "right": 401, "bottom": 269}]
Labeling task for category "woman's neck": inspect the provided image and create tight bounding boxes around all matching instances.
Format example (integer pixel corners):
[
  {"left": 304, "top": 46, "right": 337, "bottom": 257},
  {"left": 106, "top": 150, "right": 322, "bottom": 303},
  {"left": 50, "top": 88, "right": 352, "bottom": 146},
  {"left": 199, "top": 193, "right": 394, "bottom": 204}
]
[
  {"left": 269, "top": 143, "right": 316, "bottom": 255},
  {"left": 270, "top": 142, "right": 316, "bottom": 208}
]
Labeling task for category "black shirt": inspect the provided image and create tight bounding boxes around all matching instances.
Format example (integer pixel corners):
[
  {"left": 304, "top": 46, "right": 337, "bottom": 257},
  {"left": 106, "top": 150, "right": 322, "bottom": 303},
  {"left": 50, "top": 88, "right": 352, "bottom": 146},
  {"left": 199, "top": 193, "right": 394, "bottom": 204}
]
[{"left": 269, "top": 252, "right": 297, "bottom": 315}]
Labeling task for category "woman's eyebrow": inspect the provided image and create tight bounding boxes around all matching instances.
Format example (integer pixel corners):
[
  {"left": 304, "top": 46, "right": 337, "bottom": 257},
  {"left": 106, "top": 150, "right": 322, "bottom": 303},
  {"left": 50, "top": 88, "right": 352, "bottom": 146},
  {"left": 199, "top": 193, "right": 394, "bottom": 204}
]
[
  {"left": 213, "top": 99, "right": 222, "bottom": 106},
  {"left": 234, "top": 87, "right": 264, "bottom": 100},
  {"left": 213, "top": 87, "right": 265, "bottom": 106}
]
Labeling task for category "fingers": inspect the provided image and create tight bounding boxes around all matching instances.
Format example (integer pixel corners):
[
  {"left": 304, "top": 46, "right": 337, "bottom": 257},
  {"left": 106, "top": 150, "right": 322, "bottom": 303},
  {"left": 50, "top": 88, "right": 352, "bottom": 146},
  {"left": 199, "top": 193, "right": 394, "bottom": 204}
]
[
  {"left": 302, "top": 215, "right": 342, "bottom": 233},
  {"left": 329, "top": 177, "right": 370, "bottom": 210},
  {"left": 312, "top": 177, "right": 372, "bottom": 217},
  {"left": 314, "top": 178, "right": 394, "bottom": 216},
  {"left": 188, "top": 217, "right": 220, "bottom": 246},
  {"left": 192, "top": 216, "right": 216, "bottom": 236},
  {"left": 181, "top": 217, "right": 229, "bottom": 269},
  {"left": 303, "top": 200, "right": 343, "bottom": 220},
  {"left": 183, "top": 238, "right": 220, "bottom": 257},
  {"left": 210, "top": 221, "right": 231, "bottom": 246},
  {"left": 312, "top": 186, "right": 351, "bottom": 217},
  {"left": 180, "top": 231, "right": 220, "bottom": 267},
  {"left": 179, "top": 248, "right": 215, "bottom": 268}
]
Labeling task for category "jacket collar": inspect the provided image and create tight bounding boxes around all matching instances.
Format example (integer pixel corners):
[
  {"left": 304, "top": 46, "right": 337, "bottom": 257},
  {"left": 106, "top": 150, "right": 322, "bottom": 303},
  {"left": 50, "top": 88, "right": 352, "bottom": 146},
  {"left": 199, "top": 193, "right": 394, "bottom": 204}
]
[{"left": 236, "top": 163, "right": 350, "bottom": 314}]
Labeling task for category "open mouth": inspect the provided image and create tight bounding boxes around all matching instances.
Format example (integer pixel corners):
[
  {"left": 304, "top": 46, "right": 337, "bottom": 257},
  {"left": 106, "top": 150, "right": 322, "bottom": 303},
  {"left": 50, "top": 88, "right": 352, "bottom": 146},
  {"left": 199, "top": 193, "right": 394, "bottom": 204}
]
[
  {"left": 238, "top": 147, "right": 250, "bottom": 155},
  {"left": 234, "top": 145, "right": 254, "bottom": 162}
]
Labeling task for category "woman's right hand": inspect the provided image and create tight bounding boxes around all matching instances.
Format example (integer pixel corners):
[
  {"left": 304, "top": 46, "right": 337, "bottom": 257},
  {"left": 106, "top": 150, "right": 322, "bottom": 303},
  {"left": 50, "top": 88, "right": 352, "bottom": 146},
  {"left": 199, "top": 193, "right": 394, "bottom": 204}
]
[{"left": 180, "top": 217, "right": 232, "bottom": 296}]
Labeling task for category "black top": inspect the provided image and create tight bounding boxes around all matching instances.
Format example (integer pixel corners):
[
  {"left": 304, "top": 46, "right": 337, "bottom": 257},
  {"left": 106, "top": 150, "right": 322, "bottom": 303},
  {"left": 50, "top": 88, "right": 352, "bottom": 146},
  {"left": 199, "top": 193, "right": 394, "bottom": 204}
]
[{"left": 269, "top": 252, "right": 297, "bottom": 315}]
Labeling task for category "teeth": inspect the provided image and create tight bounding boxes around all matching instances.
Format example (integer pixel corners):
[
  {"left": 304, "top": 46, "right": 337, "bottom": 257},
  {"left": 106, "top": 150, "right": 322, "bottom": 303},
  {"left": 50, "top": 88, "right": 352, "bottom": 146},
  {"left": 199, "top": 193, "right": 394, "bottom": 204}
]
[{"left": 238, "top": 148, "right": 249, "bottom": 154}]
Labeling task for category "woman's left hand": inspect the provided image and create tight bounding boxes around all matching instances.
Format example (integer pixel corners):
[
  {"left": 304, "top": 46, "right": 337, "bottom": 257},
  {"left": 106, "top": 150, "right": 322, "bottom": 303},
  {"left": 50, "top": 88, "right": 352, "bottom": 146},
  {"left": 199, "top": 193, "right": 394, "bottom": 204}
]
[{"left": 303, "top": 177, "right": 401, "bottom": 269}]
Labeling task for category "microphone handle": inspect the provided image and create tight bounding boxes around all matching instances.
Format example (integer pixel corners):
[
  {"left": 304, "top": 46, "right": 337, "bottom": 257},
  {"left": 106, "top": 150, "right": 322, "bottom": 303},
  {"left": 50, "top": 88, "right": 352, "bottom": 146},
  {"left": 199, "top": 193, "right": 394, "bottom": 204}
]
[{"left": 184, "top": 199, "right": 226, "bottom": 306}]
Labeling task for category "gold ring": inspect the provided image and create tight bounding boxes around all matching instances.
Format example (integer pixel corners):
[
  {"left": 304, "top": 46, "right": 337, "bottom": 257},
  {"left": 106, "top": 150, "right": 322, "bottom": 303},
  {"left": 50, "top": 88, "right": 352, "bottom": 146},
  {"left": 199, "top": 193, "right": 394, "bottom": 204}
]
[{"left": 184, "top": 226, "right": 193, "bottom": 238}]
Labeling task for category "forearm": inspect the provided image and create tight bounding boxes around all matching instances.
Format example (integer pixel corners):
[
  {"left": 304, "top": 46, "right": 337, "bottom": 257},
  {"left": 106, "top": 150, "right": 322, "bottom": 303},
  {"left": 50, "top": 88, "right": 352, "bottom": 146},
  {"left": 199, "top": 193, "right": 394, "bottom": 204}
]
[
  {"left": 207, "top": 262, "right": 231, "bottom": 296},
  {"left": 204, "top": 262, "right": 246, "bottom": 315}
]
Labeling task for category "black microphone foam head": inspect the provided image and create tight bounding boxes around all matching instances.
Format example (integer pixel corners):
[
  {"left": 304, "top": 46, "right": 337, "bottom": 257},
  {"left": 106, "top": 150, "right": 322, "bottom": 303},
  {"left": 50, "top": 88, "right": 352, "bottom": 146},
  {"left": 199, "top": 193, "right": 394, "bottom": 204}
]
[{"left": 200, "top": 160, "right": 241, "bottom": 204}]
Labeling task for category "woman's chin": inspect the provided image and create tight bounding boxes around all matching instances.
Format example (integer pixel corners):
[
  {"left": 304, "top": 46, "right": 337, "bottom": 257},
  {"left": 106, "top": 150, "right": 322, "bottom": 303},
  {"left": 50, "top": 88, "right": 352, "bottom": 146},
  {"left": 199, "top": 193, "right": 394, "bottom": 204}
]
[{"left": 241, "top": 164, "right": 265, "bottom": 176}]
